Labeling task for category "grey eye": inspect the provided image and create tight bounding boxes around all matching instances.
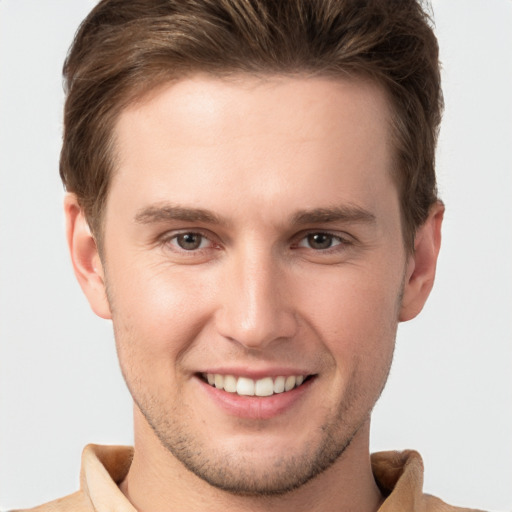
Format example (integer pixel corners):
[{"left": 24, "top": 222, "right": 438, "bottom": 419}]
[
  {"left": 298, "top": 233, "right": 344, "bottom": 250},
  {"left": 307, "top": 233, "right": 334, "bottom": 249},
  {"left": 175, "top": 233, "right": 204, "bottom": 250}
]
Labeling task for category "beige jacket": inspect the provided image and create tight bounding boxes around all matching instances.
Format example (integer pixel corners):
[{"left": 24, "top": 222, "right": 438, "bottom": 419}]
[{"left": 14, "top": 445, "right": 484, "bottom": 512}]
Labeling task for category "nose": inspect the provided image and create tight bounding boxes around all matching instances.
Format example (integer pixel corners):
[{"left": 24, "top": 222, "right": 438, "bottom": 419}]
[{"left": 215, "top": 248, "right": 298, "bottom": 350}]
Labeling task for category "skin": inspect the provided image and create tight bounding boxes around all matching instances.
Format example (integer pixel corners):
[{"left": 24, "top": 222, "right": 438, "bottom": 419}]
[{"left": 66, "top": 74, "right": 443, "bottom": 512}]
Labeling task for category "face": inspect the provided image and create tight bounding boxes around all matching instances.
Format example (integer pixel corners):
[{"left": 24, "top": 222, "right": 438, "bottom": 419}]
[{"left": 79, "top": 75, "right": 416, "bottom": 494}]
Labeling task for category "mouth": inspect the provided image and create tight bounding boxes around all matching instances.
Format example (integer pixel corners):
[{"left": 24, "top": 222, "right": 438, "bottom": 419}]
[{"left": 200, "top": 373, "right": 313, "bottom": 397}]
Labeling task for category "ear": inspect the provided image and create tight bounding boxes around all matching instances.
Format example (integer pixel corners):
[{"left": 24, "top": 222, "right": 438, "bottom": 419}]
[
  {"left": 399, "top": 201, "right": 444, "bottom": 322},
  {"left": 64, "top": 193, "right": 112, "bottom": 319}
]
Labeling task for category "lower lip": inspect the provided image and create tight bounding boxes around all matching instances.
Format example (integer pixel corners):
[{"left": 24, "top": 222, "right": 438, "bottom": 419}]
[{"left": 197, "top": 377, "right": 314, "bottom": 420}]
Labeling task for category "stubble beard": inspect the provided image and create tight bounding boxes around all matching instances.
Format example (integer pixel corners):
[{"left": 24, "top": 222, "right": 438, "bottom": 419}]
[
  {"left": 127, "top": 370, "right": 390, "bottom": 497},
  {"left": 106, "top": 275, "right": 400, "bottom": 498},
  {"left": 111, "top": 325, "right": 396, "bottom": 497}
]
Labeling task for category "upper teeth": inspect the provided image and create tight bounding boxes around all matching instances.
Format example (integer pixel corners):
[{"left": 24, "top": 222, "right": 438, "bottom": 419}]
[{"left": 205, "top": 374, "right": 305, "bottom": 397}]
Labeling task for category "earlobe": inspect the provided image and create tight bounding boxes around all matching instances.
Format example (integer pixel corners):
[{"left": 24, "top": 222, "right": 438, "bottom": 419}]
[
  {"left": 64, "top": 194, "right": 112, "bottom": 320},
  {"left": 399, "top": 201, "right": 444, "bottom": 322}
]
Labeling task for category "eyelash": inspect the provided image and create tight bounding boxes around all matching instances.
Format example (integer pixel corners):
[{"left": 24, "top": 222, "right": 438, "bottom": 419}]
[
  {"left": 294, "top": 231, "right": 350, "bottom": 251},
  {"left": 161, "top": 230, "right": 218, "bottom": 253},
  {"left": 160, "top": 230, "right": 352, "bottom": 254}
]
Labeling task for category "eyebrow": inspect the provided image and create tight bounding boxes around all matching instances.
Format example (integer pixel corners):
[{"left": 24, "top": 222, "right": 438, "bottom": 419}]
[
  {"left": 134, "top": 203, "right": 376, "bottom": 227},
  {"left": 134, "top": 204, "right": 224, "bottom": 225},
  {"left": 291, "top": 206, "right": 376, "bottom": 225}
]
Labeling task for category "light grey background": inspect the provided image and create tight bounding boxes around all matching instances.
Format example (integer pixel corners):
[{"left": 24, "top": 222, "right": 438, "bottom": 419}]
[{"left": 1, "top": 1, "right": 511, "bottom": 510}]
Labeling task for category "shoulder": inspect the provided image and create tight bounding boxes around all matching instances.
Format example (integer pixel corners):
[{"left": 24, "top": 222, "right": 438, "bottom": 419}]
[
  {"left": 422, "top": 493, "right": 487, "bottom": 512},
  {"left": 9, "top": 490, "right": 91, "bottom": 512},
  {"left": 372, "top": 450, "right": 487, "bottom": 512},
  {"left": 8, "top": 444, "right": 133, "bottom": 512},
  {"left": 9, "top": 492, "right": 90, "bottom": 512}
]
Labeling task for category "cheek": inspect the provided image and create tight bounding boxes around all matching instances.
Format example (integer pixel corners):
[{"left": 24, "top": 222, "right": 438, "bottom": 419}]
[
  {"left": 106, "top": 263, "right": 216, "bottom": 373},
  {"left": 297, "top": 265, "right": 402, "bottom": 343},
  {"left": 295, "top": 265, "right": 401, "bottom": 391}
]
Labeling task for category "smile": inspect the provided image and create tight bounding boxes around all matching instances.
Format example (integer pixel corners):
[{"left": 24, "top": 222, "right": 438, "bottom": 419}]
[{"left": 202, "top": 373, "right": 309, "bottom": 397}]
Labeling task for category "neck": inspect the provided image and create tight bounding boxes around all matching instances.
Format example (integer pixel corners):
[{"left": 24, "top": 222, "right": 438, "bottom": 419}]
[{"left": 120, "top": 408, "right": 383, "bottom": 512}]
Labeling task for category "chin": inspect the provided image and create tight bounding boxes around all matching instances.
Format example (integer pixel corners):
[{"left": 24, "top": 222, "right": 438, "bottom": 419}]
[
  {"left": 142, "top": 401, "right": 362, "bottom": 497},
  {"left": 167, "top": 439, "right": 354, "bottom": 497}
]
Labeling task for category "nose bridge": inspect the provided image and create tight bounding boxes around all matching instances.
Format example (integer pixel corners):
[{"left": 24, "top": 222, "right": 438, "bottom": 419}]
[{"left": 216, "top": 243, "right": 297, "bottom": 349}]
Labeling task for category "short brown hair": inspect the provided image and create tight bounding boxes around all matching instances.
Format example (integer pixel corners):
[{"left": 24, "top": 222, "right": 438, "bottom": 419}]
[{"left": 60, "top": 0, "right": 442, "bottom": 250}]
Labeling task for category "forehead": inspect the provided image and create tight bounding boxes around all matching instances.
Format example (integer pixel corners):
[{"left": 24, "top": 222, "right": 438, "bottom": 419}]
[
  {"left": 108, "top": 74, "right": 397, "bottom": 230},
  {"left": 116, "top": 73, "right": 391, "bottom": 154}
]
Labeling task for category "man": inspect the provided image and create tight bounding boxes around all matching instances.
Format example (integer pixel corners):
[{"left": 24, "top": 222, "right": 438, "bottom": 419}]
[{"left": 13, "top": 0, "right": 484, "bottom": 510}]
